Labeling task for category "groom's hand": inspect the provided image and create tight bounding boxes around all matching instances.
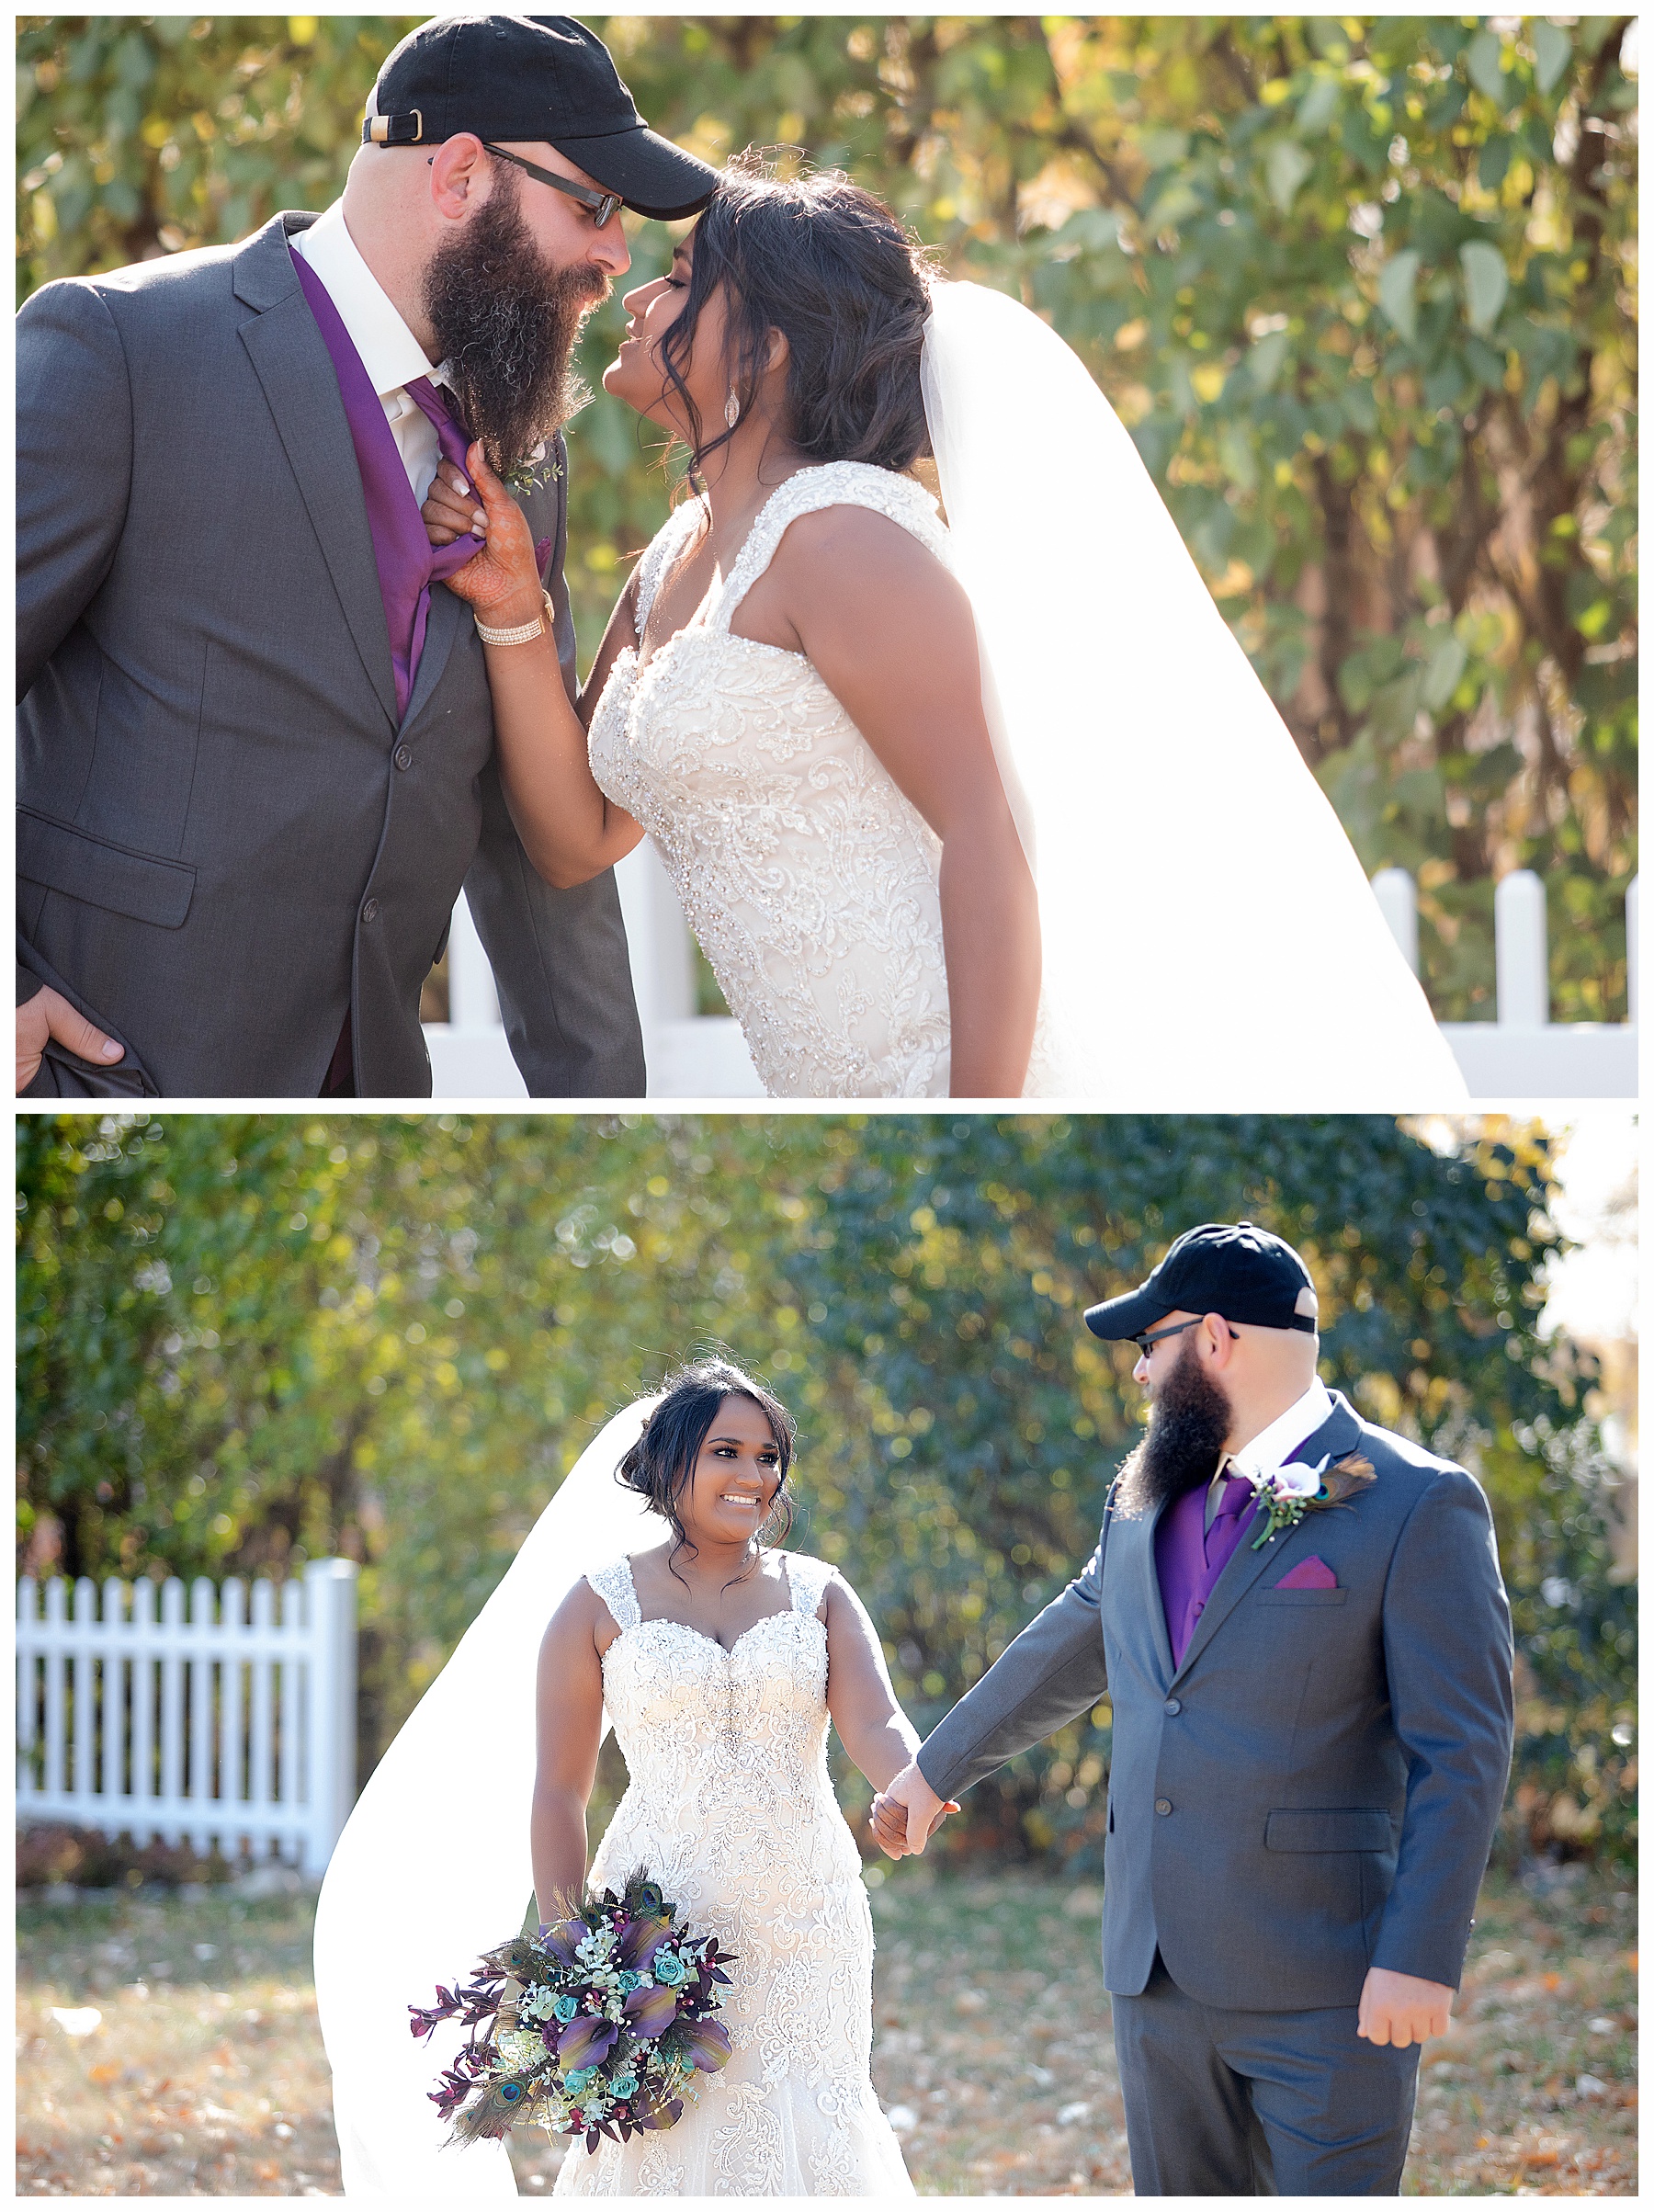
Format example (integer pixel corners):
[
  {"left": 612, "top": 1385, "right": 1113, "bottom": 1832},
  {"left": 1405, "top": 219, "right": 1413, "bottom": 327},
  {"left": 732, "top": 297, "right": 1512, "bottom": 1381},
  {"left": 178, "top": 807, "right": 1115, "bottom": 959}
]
[
  {"left": 871, "top": 1760, "right": 956, "bottom": 1859},
  {"left": 1356, "top": 1967, "right": 1454, "bottom": 2048},
  {"left": 17, "top": 985, "right": 124, "bottom": 1092}
]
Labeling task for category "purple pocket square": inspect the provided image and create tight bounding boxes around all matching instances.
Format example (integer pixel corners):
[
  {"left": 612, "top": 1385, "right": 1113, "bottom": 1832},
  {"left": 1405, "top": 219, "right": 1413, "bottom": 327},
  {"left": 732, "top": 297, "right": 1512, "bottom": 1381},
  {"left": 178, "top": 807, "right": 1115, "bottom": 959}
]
[
  {"left": 1275, "top": 1556, "right": 1338, "bottom": 1590},
  {"left": 534, "top": 535, "right": 553, "bottom": 579}
]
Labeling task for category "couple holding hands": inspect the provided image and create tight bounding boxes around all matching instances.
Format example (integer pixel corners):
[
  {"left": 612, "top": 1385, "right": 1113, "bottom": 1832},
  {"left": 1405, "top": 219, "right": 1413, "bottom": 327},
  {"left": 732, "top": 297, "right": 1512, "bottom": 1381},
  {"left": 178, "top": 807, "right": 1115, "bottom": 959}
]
[{"left": 319, "top": 1219, "right": 1513, "bottom": 2197}]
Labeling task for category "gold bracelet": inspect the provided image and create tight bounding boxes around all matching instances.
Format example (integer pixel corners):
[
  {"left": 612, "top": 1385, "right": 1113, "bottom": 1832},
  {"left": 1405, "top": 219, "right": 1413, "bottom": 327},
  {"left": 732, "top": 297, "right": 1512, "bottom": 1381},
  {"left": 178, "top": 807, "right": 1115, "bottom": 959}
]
[{"left": 476, "top": 590, "right": 552, "bottom": 646}]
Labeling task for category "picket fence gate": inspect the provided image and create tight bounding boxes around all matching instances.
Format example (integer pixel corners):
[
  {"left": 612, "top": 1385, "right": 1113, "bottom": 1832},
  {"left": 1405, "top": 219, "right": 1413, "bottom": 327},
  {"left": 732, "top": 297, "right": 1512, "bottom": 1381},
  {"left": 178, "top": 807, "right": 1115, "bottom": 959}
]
[{"left": 16, "top": 1557, "right": 357, "bottom": 1877}]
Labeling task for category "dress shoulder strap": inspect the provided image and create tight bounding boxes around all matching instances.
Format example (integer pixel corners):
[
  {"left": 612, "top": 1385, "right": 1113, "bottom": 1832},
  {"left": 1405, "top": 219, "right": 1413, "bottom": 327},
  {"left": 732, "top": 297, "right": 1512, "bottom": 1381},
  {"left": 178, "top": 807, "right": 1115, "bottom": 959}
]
[
  {"left": 587, "top": 1555, "right": 642, "bottom": 1633},
  {"left": 781, "top": 1550, "right": 835, "bottom": 1622},
  {"left": 713, "top": 462, "right": 949, "bottom": 631},
  {"left": 632, "top": 499, "right": 704, "bottom": 634}
]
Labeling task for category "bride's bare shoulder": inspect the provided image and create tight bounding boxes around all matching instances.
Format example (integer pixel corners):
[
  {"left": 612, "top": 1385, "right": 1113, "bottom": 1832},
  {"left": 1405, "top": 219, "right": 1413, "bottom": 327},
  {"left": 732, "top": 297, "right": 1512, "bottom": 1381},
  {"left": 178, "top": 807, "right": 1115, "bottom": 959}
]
[{"left": 544, "top": 1570, "right": 619, "bottom": 1658}]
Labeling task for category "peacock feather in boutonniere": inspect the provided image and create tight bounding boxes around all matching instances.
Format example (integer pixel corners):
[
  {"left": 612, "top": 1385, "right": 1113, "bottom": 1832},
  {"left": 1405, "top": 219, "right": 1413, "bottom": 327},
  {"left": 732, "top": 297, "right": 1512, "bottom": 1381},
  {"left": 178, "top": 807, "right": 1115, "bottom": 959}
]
[{"left": 1249, "top": 1451, "right": 1376, "bottom": 1550}]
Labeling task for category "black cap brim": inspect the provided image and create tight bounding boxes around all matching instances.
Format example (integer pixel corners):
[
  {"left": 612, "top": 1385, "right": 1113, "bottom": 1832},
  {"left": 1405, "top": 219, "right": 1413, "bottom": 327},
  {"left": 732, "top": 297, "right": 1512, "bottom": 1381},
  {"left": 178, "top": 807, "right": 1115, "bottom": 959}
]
[
  {"left": 1083, "top": 1286, "right": 1177, "bottom": 1340},
  {"left": 550, "top": 123, "right": 718, "bottom": 221}
]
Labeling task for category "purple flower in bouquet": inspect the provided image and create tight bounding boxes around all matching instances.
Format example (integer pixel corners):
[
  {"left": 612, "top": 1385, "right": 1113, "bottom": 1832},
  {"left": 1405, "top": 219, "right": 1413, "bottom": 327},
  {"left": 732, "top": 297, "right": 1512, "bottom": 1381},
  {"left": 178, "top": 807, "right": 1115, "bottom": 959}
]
[
  {"left": 619, "top": 1914, "right": 674, "bottom": 1972},
  {"left": 556, "top": 2013, "right": 620, "bottom": 2072},
  {"left": 675, "top": 2015, "right": 732, "bottom": 2072},
  {"left": 622, "top": 1982, "right": 679, "bottom": 2037},
  {"left": 538, "top": 1916, "right": 592, "bottom": 1967}
]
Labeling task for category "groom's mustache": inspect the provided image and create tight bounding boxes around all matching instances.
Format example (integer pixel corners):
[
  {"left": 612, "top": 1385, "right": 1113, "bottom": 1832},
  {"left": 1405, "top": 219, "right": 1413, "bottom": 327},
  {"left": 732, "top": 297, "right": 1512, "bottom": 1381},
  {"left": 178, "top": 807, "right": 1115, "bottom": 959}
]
[
  {"left": 423, "top": 177, "right": 609, "bottom": 478},
  {"left": 1113, "top": 1336, "right": 1232, "bottom": 1520}
]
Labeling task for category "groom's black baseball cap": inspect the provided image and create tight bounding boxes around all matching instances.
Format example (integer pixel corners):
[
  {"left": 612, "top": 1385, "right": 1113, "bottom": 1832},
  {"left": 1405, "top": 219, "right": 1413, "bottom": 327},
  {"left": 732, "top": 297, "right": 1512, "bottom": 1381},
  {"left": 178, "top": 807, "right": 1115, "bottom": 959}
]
[
  {"left": 364, "top": 15, "right": 719, "bottom": 221},
  {"left": 1083, "top": 1221, "right": 1320, "bottom": 1339}
]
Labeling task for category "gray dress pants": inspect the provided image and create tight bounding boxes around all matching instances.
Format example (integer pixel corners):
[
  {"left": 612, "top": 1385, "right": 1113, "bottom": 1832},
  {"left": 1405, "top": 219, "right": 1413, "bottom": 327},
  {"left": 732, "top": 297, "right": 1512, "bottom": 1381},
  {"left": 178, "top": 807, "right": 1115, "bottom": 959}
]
[{"left": 1112, "top": 1952, "right": 1422, "bottom": 2195}]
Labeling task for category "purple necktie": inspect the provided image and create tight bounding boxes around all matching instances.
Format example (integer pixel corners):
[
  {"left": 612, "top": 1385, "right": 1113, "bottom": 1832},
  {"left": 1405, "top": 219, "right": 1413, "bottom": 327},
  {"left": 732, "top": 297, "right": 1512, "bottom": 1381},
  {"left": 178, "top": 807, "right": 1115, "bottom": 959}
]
[
  {"left": 400, "top": 376, "right": 483, "bottom": 710},
  {"left": 406, "top": 375, "right": 475, "bottom": 491},
  {"left": 1206, "top": 1470, "right": 1255, "bottom": 1573}
]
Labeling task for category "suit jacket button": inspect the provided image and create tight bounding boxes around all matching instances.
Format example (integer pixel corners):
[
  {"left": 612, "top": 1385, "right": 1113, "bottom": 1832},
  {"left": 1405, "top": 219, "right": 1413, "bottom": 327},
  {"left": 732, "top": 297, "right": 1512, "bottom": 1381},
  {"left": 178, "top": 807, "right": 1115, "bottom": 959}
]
[
  {"left": 394, "top": 744, "right": 413, "bottom": 771},
  {"left": 1154, "top": 1798, "right": 1173, "bottom": 1817},
  {"left": 1164, "top": 1698, "right": 1181, "bottom": 1716},
  {"left": 361, "top": 897, "right": 380, "bottom": 924}
]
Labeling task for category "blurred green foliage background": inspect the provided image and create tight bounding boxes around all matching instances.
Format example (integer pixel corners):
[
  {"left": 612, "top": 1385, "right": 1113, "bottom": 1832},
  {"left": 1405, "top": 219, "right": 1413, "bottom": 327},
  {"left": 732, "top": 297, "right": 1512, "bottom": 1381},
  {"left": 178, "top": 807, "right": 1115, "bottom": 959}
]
[
  {"left": 15, "top": 16, "right": 1637, "bottom": 1022},
  {"left": 17, "top": 1112, "right": 1636, "bottom": 1872}
]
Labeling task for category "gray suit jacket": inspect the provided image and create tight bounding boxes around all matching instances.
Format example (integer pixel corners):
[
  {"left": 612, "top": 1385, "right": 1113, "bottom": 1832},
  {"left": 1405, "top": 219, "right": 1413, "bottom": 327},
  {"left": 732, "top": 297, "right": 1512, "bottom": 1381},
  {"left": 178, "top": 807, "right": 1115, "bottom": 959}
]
[
  {"left": 17, "top": 210, "right": 645, "bottom": 1098},
  {"left": 919, "top": 1391, "right": 1514, "bottom": 2011}
]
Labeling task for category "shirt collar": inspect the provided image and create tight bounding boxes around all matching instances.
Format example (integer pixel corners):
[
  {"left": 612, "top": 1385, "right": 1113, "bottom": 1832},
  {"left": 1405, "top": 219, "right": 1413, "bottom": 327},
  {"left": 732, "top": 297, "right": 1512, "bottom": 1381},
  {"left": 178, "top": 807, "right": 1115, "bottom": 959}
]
[
  {"left": 292, "top": 199, "right": 445, "bottom": 402},
  {"left": 1228, "top": 1378, "right": 1335, "bottom": 1488}
]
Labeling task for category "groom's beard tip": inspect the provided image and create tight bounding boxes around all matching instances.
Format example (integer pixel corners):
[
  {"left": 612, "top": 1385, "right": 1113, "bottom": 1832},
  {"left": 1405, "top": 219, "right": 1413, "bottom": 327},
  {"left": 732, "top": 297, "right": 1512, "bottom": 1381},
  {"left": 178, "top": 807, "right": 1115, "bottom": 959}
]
[{"left": 1113, "top": 1340, "right": 1232, "bottom": 1520}]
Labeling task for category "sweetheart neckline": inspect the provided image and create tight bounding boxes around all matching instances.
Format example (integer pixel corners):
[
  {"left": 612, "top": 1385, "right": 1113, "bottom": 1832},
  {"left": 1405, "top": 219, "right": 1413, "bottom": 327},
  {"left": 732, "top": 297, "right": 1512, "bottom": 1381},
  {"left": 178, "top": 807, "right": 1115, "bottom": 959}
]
[{"left": 602, "top": 1610, "right": 826, "bottom": 1664}]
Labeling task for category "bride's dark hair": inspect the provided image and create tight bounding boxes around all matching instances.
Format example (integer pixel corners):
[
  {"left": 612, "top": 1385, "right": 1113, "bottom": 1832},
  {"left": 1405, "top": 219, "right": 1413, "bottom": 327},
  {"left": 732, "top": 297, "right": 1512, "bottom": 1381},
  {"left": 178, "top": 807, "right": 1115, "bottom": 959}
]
[
  {"left": 660, "top": 151, "right": 934, "bottom": 482},
  {"left": 616, "top": 1356, "right": 797, "bottom": 1582}
]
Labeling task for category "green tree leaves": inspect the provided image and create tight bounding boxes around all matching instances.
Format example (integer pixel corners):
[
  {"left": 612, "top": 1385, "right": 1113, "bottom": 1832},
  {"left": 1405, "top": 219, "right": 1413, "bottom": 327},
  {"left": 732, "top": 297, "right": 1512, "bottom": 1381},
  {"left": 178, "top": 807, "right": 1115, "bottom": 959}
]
[
  {"left": 1460, "top": 238, "right": 1510, "bottom": 334},
  {"left": 1378, "top": 249, "right": 1422, "bottom": 341}
]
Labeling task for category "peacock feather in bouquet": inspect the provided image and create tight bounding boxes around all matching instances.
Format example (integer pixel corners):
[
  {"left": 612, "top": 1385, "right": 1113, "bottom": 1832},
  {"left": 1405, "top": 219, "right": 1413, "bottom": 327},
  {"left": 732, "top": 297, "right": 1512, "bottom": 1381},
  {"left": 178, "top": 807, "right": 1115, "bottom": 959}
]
[{"left": 409, "top": 1871, "right": 735, "bottom": 2155}]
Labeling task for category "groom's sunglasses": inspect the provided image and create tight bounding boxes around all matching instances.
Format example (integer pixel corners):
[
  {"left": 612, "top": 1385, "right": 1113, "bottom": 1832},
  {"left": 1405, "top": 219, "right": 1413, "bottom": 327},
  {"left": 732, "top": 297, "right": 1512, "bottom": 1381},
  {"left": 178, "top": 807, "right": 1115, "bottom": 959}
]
[
  {"left": 1130, "top": 1318, "right": 1240, "bottom": 1358},
  {"left": 481, "top": 143, "right": 624, "bottom": 229}
]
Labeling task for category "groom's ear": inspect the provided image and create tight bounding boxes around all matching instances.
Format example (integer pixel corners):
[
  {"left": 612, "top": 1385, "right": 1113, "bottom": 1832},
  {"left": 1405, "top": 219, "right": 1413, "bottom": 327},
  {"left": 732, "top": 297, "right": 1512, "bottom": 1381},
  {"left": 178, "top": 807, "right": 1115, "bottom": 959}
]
[
  {"left": 429, "top": 133, "right": 489, "bottom": 220},
  {"left": 1202, "top": 1311, "right": 1240, "bottom": 1367}
]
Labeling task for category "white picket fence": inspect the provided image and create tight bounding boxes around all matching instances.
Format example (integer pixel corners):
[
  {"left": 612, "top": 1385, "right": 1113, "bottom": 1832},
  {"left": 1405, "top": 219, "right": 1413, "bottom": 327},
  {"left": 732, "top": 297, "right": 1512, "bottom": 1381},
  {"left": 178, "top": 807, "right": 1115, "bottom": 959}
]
[
  {"left": 425, "top": 859, "right": 1637, "bottom": 1099},
  {"left": 1375, "top": 867, "right": 1637, "bottom": 1096},
  {"left": 16, "top": 1558, "right": 357, "bottom": 1877}
]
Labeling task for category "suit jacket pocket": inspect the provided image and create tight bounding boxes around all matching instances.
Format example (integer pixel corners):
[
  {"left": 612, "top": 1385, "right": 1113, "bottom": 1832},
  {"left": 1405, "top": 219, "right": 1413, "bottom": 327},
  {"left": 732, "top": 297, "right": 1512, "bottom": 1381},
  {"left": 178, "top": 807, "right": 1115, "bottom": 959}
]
[
  {"left": 32, "top": 1039, "right": 159, "bottom": 1098},
  {"left": 1255, "top": 1587, "right": 1349, "bottom": 1606},
  {"left": 18, "top": 809, "right": 195, "bottom": 929},
  {"left": 1265, "top": 1809, "right": 1394, "bottom": 1853}
]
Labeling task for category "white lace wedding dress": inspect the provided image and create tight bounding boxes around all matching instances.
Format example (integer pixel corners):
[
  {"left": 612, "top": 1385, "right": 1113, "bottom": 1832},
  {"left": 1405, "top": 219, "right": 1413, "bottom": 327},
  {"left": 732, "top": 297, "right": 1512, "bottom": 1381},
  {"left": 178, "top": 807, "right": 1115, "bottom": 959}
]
[
  {"left": 553, "top": 1549, "right": 914, "bottom": 2197},
  {"left": 586, "top": 464, "right": 953, "bottom": 1099}
]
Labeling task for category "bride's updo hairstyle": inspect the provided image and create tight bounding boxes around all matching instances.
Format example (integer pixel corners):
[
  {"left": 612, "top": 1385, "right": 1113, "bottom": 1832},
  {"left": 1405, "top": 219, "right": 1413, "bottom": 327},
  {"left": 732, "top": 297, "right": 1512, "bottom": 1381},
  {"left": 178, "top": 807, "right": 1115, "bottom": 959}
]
[
  {"left": 617, "top": 1357, "right": 798, "bottom": 1579},
  {"left": 661, "top": 151, "right": 934, "bottom": 482}
]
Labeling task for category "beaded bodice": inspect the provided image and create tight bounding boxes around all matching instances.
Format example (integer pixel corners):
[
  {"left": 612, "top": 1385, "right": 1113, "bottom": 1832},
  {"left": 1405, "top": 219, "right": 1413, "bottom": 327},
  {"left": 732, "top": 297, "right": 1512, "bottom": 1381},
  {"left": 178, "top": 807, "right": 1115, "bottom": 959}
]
[
  {"left": 585, "top": 465, "right": 952, "bottom": 1098},
  {"left": 584, "top": 1548, "right": 843, "bottom": 1880}
]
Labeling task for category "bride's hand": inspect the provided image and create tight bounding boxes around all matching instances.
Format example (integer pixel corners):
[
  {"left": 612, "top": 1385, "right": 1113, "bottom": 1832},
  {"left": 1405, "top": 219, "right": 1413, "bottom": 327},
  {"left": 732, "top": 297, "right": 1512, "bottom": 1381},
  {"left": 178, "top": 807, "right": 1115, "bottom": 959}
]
[{"left": 422, "top": 440, "right": 543, "bottom": 624}]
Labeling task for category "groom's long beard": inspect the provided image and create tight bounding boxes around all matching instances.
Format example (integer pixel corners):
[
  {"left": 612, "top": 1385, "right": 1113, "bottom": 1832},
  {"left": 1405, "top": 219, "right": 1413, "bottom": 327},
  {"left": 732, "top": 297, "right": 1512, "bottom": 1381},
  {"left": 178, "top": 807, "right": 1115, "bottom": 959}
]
[
  {"left": 1113, "top": 1336, "right": 1233, "bottom": 1520},
  {"left": 423, "top": 173, "right": 608, "bottom": 477}
]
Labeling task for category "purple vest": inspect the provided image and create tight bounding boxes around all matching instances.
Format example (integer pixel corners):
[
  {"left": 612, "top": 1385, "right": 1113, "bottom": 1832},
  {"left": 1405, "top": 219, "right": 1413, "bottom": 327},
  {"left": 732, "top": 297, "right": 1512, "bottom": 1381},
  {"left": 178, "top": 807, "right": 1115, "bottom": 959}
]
[
  {"left": 289, "top": 247, "right": 473, "bottom": 720},
  {"left": 1154, "top": 1471, "right": 1258, "bottom": 1669}
]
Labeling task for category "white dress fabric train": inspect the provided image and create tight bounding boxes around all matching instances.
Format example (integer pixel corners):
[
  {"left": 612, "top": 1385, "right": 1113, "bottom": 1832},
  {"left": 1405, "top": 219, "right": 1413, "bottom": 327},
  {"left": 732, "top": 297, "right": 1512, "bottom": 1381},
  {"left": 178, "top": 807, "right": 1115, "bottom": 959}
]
[
  {"left": 586, "top": 465, "right": 952, "bottom": 1099},
  {"left": 553, "top": 1549, "right": 913, "bottom": 2197}
]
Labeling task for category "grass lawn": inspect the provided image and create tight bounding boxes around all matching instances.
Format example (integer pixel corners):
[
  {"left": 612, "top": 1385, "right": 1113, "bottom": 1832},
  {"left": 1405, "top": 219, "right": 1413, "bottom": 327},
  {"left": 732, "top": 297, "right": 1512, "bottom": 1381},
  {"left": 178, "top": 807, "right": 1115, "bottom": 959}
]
[
  {"left": 862, "top": 1860, "right": 1637, "bottom": 2195},
  {"left": 17, "top": 1864, "right": 1635, "bottom": 2196}
]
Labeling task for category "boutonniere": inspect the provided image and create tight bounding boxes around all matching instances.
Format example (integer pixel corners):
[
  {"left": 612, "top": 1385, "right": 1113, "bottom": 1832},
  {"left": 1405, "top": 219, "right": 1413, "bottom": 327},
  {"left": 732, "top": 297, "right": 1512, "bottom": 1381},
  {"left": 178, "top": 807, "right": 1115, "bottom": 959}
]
[
  {"left": 1248, "top": 1451, "right": 1376, "bottom": 1550},
  {"left": 503, "top": 441, "right": 562, "bottom": 497}
]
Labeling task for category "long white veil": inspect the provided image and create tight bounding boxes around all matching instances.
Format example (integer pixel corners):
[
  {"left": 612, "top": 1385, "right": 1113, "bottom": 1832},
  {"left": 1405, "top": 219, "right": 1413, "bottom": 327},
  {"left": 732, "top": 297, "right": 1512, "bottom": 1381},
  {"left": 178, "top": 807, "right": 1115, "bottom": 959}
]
[
  {"left": 313, "top": 1399, "right": 658, "bottom": 2197},
  {"left": 920, "top": 280, "right": 1467, "bottom": 1106}
]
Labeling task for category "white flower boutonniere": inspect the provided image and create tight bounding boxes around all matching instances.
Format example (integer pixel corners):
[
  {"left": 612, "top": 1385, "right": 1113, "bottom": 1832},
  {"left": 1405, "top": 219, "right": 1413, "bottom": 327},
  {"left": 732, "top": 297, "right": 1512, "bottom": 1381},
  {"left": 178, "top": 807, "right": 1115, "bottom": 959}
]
[{"left": 1248, "top": 1451, "right": 1377, "bottom": 1550}]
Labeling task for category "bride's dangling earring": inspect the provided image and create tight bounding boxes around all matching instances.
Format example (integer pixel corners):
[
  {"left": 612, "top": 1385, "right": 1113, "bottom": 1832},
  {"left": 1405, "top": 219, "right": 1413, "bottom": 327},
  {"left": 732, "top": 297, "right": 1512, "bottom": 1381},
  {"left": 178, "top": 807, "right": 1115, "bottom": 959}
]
[{"left": 724, "top": 388, "right": 742, "bottom": 430}]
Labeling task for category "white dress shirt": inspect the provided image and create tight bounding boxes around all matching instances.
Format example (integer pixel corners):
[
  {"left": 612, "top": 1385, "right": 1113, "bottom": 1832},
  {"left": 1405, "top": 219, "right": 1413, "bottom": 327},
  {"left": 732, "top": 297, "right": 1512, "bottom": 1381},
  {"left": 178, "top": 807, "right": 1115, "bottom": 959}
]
[
  {"left": 290, "top": 199, "right": 455, "bottom": 505},
  {"left": 1207, "top": 1376, "right": 1335, "bottom": 1528}
]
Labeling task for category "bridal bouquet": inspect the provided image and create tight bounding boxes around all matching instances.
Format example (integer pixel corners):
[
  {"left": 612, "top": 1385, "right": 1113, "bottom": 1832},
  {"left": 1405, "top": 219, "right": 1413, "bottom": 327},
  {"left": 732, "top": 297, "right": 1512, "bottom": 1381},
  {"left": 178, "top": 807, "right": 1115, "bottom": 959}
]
[{"left": 410, "top": 1872, "right": 735, "bottom": 2154}]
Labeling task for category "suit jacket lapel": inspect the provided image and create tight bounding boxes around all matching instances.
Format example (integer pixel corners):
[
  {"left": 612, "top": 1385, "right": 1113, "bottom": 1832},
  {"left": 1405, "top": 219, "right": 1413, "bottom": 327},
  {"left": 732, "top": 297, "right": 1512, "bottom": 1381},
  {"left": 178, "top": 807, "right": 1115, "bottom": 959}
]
[
  {"left": 235, "top": 213, "right": 398, "bottom": 731},
  {"left": 1170, "top": 1392, "right": 1365, "bottom": 1685},
  {"left": 1115, "top": 1494, "right": 1177, "bottom": 1690},
  {"left": 402, "top": 576, "right": 465, "bottom": 734}
]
